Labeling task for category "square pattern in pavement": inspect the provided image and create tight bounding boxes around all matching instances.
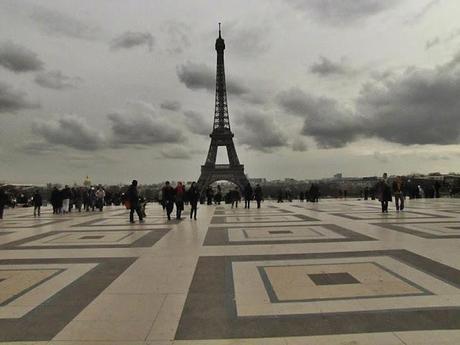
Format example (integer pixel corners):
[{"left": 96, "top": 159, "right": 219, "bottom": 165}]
[{"left": 1, "top": 199, "right": 460, "bottom": 344}]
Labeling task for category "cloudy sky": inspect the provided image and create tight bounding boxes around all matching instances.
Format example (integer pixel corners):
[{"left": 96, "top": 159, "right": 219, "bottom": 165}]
[{"left": 1, "top": 0, "right": 460, "bottom": 185}]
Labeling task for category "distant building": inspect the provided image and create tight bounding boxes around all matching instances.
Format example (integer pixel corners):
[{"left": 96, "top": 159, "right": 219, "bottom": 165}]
[{"left": 83, "top": 176, "right": 91, "bottom": 187}]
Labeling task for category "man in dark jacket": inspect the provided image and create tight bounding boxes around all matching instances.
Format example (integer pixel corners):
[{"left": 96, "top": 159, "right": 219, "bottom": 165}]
[
  {"left": 0, "top": 188, "right": 7, "bottom": 219},
  {"left": 33, "top": 190, "right": 43, "bottom": 217},
  {"left": 377, "top": 173, "right": 392, "bottom": 213},
  {"left": 187, "top": 182, "right": 199, "bottom": 220},
  {"left": 162, "top": 181, "right": 175, "bottom": 220},
  {"left": 244, "top": 183, "right": 253, "bottom": 209},
  {"left": 231, "top": 187, "right": 240, "bottom": 208},
  {"left": 392, "top": 176, "right": 405, "bottom": 212},
  {"left": 126, "top": 180, "right": 144, "bottom": 223}
]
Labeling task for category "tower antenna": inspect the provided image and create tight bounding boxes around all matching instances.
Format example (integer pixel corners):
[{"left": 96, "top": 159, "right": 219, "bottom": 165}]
[{"left": 218, "top": 22, "right": 221, "bottom": 37}]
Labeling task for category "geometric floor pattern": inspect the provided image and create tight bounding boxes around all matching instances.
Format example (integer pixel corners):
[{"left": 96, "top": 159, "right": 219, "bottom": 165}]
[{"left": 2, "top": 198, "right": 460, "bottom": 344}]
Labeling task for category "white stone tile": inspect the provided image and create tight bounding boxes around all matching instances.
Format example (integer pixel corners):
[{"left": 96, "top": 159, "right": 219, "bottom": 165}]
[{"left": 147, "top": 294, "right": 187, "bottom": 341}]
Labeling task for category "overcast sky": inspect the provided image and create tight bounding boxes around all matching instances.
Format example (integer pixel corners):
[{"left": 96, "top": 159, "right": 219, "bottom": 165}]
[{"left": 1, "top": 0, "right": 460, "bottom": 185}]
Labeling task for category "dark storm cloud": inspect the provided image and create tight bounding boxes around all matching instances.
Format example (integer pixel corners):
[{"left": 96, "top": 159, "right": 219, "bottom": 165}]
[
  {"left": 32, "top": 115, "right": 105, "bottom": 150},
  {"left": 0, "top": 82, "right": 37, "bottom": 113},
  {"left": 108, "top": 112, "right": 184, "bottom": 145},
  {"left": 0, "top": 42, "right": 43, "bottom": 73},
  {"left": 278, "top": 87, "right": 361, "bottom": 148},
  {"left": 278, "top": 56, "right": 460, "bottom": 147},
  {"left": 176, "top": 62, "right": 249, "bottom": 95},
  {"left": 183, "top": 110, "right": 210, "bottom": 136},
  {"left": 234, "top": 110, "right": 288, "bottom": 152},
  {"left": 310, "top": 56, "right": 352, "bottom": 77},
  {"left": 110, "top": 32, "right": 154, "bottom": 51},
  {"left": 35, "top": 70, "right": 81, "bottom": 90},
  {"left": 356, "top": 65, "right": 460, "bottom": 145},
  {"left": 160, "top": 100, "right": 181, "bottom": 111},
  {"left": 30, "top": 6, "right": 101, "bottom": 40},
  {"left": 286, "top": 0, "right": 399, "bottom": 25}
]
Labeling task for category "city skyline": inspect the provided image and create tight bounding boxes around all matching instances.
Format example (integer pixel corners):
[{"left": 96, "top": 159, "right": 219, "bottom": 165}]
[{"left": 1, "top": 0, "right": 460, "bottom": 184}]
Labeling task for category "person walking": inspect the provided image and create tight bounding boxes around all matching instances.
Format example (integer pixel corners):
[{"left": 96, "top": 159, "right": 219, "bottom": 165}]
[
  {"left": 0, "top": 188, "right": 7, "bottom": 219},
  {"left": 244, "top": 183, "right": 253, "bottom": 209},
  {"left": 162, "top": 181, "right": 175, "bottom": 220},
  {"left": 74, "top": 187, "right": 83, "bottom": 212},
  {"left": 215, "top": 184, "right": 222, "bottom": 205},
  {"left": 377, "top": 173, "right": 392, "bottom": 213},
  {"left": 174, "top": 182, "right": 185, "bottom": 220},
  {"left": 392, "top": 176, "right": 405, "bottom": 212},
  {"left": 95, "top": 185, "right": 105, "bottom": 211},
  {"left": 57, "top": 188, "right": 64, "bottom": 214},
  {"left": 126, "top": 180, "right": 144, "bottom": 224},
  {"left": 231, "top": 187, "right": 240, "bottom": 208},
  {"left": 187, "top": 182, "right": 199, "bottom": 220},
  {"left": 62, "top": 185, "right": 71, "bottom": 214},
  {"left": 309, "top": 184, "right": 320, "bottom": 202},
  {"left": 89, "top": 187, "right": 97, "bottom": 211},
  {"left": 32, "top": 190, "right": 42, "bottom": 217},
  {"left": 50, "top": 187, "right": 60, "bottom": 214},
  {"left": 434, "top": 181, "right": 441, "bottom": 198},
  {"left": 206, "top": 186, "right": 214, "bottom": 205},
  {"left": 254, "top": 184, "right": 263, "bottom": 209}
]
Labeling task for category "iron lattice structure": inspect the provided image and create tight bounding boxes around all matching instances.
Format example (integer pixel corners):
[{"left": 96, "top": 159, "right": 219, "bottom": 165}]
[{"left": 197, "top": 24, "right": 249, "bottom": 193}]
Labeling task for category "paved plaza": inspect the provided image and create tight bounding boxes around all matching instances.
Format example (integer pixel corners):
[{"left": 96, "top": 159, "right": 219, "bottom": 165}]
[{"left": 2, "top": 199, "right": 460, "bottom": 344}]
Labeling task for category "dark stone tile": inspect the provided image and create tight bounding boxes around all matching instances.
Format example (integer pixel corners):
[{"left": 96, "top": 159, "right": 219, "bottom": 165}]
[
  {"left": 210, "top": 214, "right": 319, "bottom": 224},
  {"left": 203, "top": 224, "right": 376, "bottom": 246},
  {"left": 332, "top": 211, "right": 451, "bottom": 221},
  {"left": 0, "top": 228, "right": 170, "bottom": 249},
  {"left": 0, "top": 257, "right": 136, "bottom": 341},
  {"left": 374, "top": 221, "right": 460, "bottom": 239},
  {"left": 175, "top": 250, "right": 460, "bottom": 340},
  {"left": 308, "top": 272, "right": 360, "bottom": 286},
  {"left": 79, "top": 235, "right": 104, "bottom": 240}
]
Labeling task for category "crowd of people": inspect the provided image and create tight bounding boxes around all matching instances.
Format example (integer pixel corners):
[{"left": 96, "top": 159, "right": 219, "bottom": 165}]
[
  {"left": 154, "top": 181, "right": 265, "bottom": 221},
  {"left": 49, "top": 185, "right": 107, "bottom": 214},
  {"left": 0, "top": 174, "right": 456, "bottom": 221}
]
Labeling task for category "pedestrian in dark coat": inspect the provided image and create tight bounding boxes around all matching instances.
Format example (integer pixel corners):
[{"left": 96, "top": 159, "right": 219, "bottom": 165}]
[
  {"left": 377, "top": 173, "right": 392, "bottom": 213},
  {"left": 0, "top": 188, "right": 7, "bottom": 219},
  {"left": 187, "top": 182, "right": 199, "bottom": 220},
  {"left": 126, "top": 180, "right": 144, "bottom": 223},
  {"left": 175, "top": 182, "right": 185, "bottom": 220},
  {"left": 50, "top": 187, "right": 60, "bottom": 214},
  {"left": 162, "top": 181, "right": 175, "bottom": 220},
  {"left": 392, "top": 176, "right": 405, "bottom": 211},
  {"left": 244, "top": 183, "right": 253, "bottom": 209},
  {"left": 231, "top": 187, "right": 240, "bottom": 208},
  {"left": 32, "top": 190, "right": 43, "bottom": 217},
  {"left": 254, "top": 184, "right": 263, "bottom": 209}
]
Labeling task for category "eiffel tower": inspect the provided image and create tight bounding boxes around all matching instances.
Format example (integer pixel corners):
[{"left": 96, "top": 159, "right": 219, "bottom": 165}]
[{"left": 197, "top": 24, "right": 249, "bottom": 192}]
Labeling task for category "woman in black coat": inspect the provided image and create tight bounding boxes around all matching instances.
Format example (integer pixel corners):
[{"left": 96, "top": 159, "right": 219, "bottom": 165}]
[
  {"left": 377, "top": 173, "right": 392, "bottom": 213},
  {"left": 187, "top": 182, "right": 199, "bottom": 220}
]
